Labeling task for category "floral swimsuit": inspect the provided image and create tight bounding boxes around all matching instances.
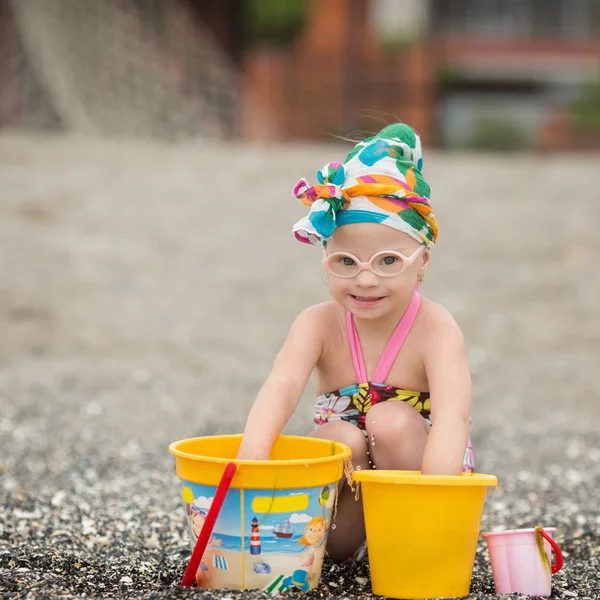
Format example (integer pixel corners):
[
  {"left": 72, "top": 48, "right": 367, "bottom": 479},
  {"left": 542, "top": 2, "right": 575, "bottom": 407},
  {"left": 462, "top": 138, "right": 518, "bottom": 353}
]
[{"left": 314, "top": 291, "right": 475, "bottom": 473}]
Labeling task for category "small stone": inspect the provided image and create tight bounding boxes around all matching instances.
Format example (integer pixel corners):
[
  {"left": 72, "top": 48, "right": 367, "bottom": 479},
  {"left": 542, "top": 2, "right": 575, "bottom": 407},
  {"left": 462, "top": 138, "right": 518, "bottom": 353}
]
[
  {"left": 51, "top": 490, "right": 66, "bottom": 507},
  {"left": 2, "top": 474, "right": 16, "bottom": 491},
  {"left": 14, "top": 509, "right": 41, "bottom": 520},
  {"left": 51, "top": 529, "right": 70, "bottom": 537},
  {"left": 81, "top": 517, "right": 96, "bottom": 535},
  {"left": 119, "top": 576, "right": 133, "bottom": 585},
  {"left": 355, "top": 576, "right": 367, "bottom": 585},
  {"left": 95, "top": 536, "right": 110, "bottom": 545},
  {"left": 28, "top": 581, "right": 43, "bottom": 589}
]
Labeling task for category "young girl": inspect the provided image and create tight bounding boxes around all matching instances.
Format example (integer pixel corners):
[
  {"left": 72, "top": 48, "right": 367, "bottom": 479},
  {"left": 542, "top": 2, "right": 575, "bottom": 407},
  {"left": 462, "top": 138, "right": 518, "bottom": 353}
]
[{"left": 237, "top": 123, "right": 474, "bottom": 562}]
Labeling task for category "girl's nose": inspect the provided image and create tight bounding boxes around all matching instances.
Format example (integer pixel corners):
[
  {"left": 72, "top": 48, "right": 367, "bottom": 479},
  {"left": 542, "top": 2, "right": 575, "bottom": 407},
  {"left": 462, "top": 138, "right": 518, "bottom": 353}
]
[{"left": 354, "top": 268, "right": 379, "bottom": 287}]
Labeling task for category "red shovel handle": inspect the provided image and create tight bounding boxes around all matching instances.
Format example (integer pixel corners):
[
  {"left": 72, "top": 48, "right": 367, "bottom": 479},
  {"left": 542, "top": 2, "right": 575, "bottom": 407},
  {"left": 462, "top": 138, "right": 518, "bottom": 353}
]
[
  {"left": 537, "top": 527, "right": 564, "bottom": 574},
  {"left": 180, "top": 462, "right": 237, "bottom": 587}
]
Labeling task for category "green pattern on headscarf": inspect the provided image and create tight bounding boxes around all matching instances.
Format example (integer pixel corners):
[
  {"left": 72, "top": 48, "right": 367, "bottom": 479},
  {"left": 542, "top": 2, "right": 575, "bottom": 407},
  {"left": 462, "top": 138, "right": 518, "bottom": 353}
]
[
  {"left": 292, "top": 122, "right": 437, "bottom": 246},
  {"left": 377, "top": 123, "right": 417, "bottom": 146}
]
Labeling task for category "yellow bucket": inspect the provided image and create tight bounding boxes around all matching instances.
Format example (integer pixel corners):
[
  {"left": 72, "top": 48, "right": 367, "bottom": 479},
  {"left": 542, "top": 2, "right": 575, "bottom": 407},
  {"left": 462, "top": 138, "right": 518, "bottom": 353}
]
[
  {"left": 169, "top": 434, "right": 350, "bottom": 593},
  {"left": 353, "top": 470, "right": 498, "bottom": 599}
]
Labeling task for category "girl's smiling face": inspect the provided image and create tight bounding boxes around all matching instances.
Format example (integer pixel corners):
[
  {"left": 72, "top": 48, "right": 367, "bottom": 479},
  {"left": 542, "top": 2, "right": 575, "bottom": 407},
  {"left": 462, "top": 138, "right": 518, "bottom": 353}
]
[
  {"left": 324, "top": 223, "right": 430, "bottom": 322},
  {"left": 304, "top": 520, "right": 325, "bottom": 545}
]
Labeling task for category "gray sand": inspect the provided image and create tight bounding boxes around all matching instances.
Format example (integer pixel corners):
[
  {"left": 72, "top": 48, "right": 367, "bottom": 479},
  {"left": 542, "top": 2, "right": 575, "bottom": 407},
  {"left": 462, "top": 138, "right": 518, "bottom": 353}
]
[{"left": 0, "top": 133, "right": 598, "bottom": 599}]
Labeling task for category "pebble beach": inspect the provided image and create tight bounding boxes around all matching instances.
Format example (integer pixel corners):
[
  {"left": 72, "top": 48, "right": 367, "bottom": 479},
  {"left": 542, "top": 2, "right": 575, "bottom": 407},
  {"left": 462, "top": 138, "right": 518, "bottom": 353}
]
[{"left": 1, "top": 134, "right": 598, "bottom": 599}]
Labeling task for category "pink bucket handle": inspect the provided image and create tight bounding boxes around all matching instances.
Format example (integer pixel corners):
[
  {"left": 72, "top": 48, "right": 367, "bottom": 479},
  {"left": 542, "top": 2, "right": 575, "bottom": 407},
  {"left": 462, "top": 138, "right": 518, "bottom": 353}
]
[{"left": 536, "top": 527, "right": 564, "bottom": 574}]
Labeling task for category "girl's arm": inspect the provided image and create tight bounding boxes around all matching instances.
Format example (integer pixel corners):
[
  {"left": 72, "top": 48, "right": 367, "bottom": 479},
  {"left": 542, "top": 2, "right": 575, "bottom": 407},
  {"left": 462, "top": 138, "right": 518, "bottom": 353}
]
[
  {"left": 421, "top": 309, "right": 472, "bottom": 475},
  {"left": 236, "top": 305, "right": 325, "bottom": 460}
]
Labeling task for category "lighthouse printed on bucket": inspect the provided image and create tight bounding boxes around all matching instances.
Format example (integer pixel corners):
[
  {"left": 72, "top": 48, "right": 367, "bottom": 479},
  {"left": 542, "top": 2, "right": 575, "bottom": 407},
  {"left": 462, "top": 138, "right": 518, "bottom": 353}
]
[{"left": 250, "top": 517, "right": 261, "bottom": 555}]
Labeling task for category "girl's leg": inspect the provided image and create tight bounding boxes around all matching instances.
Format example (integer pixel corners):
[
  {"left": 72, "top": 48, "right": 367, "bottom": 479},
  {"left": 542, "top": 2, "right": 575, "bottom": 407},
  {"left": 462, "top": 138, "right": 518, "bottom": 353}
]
[
  {"left": 365, "top": 402, "right": 429, "bottom": 470},
  {"left": 310, "top": 420, "right": 370, "bottom": 562}
]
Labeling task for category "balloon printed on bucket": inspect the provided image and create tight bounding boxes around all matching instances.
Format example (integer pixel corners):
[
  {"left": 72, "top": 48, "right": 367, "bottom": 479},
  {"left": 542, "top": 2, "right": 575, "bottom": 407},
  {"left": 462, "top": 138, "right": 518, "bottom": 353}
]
[{"left": 318, "top": 484, "right": 337, "bottom": 510}]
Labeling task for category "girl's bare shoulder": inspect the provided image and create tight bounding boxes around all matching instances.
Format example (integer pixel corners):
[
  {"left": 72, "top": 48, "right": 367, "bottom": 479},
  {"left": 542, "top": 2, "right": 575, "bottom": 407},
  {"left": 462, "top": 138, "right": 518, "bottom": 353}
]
[
  {"left": 300, "top": 300, "right": 343, "bottom": 322},
  {"left": 298, "top": 301, "right": 345, "bottom": 357},
  {"left": 416, "top": 296, "right": 465, "bottom": 341},
  {"left": 298, "top": 301, "right": 344, "bottom": 335}
]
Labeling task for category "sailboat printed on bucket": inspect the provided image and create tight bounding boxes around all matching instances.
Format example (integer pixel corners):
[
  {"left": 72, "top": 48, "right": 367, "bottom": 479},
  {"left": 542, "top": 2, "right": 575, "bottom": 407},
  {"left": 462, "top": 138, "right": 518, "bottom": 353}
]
[{"left": 273, "top": 517, "right": 294, "bottom": 539}]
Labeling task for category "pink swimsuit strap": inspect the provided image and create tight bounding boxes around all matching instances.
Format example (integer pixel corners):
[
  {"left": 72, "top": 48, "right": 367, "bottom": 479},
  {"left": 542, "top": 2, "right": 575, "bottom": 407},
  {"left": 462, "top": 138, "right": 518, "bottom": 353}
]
[{"left": 346, "top": 291, "right": 421, "bottom": 385}]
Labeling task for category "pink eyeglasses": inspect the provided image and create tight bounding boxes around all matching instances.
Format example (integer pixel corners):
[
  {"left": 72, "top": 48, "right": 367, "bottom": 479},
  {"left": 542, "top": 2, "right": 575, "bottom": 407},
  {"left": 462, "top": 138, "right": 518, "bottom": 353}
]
[{"left": 322, "top": 246, "right": 426, "bottom": 278}]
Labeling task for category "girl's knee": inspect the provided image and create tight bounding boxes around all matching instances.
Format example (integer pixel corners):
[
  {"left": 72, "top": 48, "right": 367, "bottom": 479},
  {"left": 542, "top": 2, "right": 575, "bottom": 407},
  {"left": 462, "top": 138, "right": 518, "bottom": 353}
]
[
  {"left": 366, "top": 402, "right": 423, "bottom": 442},
  {"left": 312, "top": 420, "right": 368, "bottom": 460}
]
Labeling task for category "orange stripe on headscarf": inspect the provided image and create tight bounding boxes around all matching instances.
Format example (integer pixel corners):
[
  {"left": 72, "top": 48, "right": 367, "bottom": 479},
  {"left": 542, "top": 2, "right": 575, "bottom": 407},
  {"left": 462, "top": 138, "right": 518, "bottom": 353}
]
[{"left": 343, "top": 169, "right": 438, "bottom": 244}]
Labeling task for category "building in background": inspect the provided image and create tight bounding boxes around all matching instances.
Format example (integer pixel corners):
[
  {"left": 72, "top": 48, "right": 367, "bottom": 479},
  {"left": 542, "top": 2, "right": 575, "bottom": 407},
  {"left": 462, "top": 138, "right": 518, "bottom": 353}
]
[
  {"left": 431, "top": 0, "right": 600, "bottom": 151},
  {"left": 1, "top": 0, "right": 599, "bottom": 150}
]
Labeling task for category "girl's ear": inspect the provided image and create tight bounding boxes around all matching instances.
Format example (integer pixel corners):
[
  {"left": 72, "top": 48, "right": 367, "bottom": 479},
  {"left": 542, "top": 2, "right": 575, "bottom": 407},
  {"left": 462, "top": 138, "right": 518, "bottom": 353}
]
[{"left": 418, "top": 249, "right": 431, "bottom": 279}]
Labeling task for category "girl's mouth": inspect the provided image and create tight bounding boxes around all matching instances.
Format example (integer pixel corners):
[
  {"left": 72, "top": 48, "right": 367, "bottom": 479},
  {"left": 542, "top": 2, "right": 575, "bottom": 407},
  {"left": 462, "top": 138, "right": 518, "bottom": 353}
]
[{"left": 351, "top": 295, "right": 385, "bottom": 306}]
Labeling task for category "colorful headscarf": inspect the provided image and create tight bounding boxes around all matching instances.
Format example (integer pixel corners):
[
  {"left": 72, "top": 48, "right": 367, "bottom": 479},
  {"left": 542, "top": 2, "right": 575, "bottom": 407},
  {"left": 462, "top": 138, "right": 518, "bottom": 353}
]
[{"left": 292, "top": 124, "right": 437, "bottom": 247}]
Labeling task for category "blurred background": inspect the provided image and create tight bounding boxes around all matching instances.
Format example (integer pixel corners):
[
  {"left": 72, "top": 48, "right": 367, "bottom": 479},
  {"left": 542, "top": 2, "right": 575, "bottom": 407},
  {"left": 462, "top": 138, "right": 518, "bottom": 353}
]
[
  {"left": 1, "top": 0, "right": 600, "bottom": 150},
  {"left": 1, "top": 3, "right": 599, "bottom": 596}
]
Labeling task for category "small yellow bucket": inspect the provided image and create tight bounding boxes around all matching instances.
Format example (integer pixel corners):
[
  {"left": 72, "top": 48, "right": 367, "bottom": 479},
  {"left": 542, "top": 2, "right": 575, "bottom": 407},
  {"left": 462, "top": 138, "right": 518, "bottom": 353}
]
[
  {"left": 169, "top": 434, "right": 350, "bottom": 593},
  {"left": 352, "top": 470, "right": 498, "bottom": 599}
]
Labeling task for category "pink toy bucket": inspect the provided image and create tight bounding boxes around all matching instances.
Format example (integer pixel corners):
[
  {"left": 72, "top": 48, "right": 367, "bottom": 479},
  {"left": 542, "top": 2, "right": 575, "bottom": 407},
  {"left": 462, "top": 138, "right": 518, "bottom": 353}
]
[{"left": 482, "top": 527, "right": 564, "bottom": 597}]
